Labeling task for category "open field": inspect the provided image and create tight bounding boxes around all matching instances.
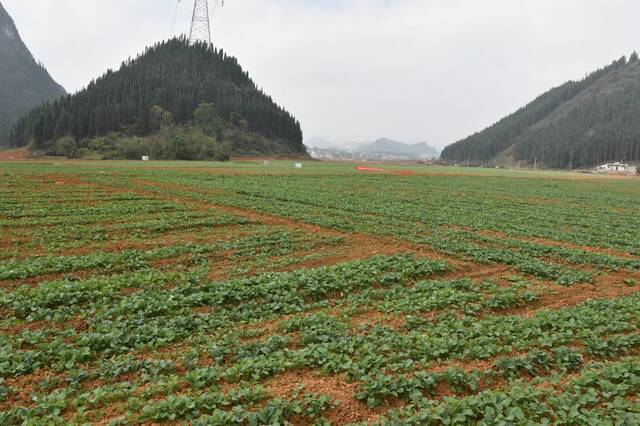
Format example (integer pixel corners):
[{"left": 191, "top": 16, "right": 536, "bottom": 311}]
[{"left": 1, "top": 159, "right": 640, "bottom": 425}]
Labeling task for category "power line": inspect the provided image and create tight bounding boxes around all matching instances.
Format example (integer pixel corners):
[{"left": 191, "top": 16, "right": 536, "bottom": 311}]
[{"left": 170, "top": 0, "right": 181, "bottom": 36}]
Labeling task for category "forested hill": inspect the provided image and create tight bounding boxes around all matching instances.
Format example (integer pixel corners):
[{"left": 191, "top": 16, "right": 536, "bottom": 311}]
[
  {"left": 441, "top": 54, "right": 640, "bottom": 169},
  {"left": 11, "top": 38, "right": 305, "bottom": 157},
  {"left": 0, "top": 1, "right": 65, "bottom": 145}
]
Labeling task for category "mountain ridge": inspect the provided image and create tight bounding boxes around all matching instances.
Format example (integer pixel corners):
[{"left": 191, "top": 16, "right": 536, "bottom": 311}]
[
  {"left": 441, "top": 54, "right": 640, "bottom": 168},
  {"left": 354, "top": 138, "right": 439, "bottom": 158},
  {"left": 307, "top": 137, "right": 439, "bottom": 161},
  {"left": 0, "top": 1, "right": 65, "bottom": 145}
]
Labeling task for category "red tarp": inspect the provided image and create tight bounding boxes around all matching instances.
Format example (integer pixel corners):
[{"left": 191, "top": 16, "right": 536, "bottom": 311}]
[
  {"left": 355, "top": 166, "right": 386, "bottom": 172},
  {"left": 355, "top": 166, "right": 414, "bottom": 175}
]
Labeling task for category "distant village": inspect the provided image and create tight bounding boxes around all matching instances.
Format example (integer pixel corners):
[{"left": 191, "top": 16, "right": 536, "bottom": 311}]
[
  {"left": 307, "top": 138, "right": 441, "bottom": 162},
  {"left": 308, "top": 147, "right": 439, "bottom": 162}
]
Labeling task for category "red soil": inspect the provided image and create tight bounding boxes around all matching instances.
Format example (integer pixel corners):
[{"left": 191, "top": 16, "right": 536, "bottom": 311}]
[{"left": 265, "top": 370, "right": 383, "bottom": 425}]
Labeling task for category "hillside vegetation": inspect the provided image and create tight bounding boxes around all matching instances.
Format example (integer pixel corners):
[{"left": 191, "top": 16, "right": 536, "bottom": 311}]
[
  {"left": 0, "top": 1, "right": 65, "bottom": 145},
  {"left": 11, "top": 38, "right": 305, "bottom": 159},
  {"left": 441, "top": 54, "right": 640, "bottom": 169}
]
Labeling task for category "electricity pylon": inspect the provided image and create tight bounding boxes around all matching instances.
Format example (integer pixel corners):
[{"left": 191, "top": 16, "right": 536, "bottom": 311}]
[{"left": 188, "top": 0, "right": 224, "bottom": 45}]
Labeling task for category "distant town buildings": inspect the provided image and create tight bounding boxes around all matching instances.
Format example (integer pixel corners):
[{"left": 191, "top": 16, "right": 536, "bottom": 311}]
[{"left": 308, "top": 147, "right": 438, "bottom": 162}]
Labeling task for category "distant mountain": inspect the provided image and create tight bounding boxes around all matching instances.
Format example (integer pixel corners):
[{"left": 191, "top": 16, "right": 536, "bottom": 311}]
[
  {"left": 354, "top": 138, "right": 439, "bottom": 159},
  {"left": 441, "top": 54, "right": 640, "bottom": 169},
  {"left": 0, "top": 1, "right": 65, "bottom": 145},
  {"left": 12, "top": 38, "right": 306, "bottom": 159},
  {"left": 304, "top": 137, "right": 365, "bottom": 152},
  {"left": 308, "top": 137, "right": 439, "bottom": 161}
]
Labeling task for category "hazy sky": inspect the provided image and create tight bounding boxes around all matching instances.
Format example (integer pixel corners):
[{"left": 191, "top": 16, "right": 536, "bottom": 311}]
[{"left": 4, "top": 0, "right": 640, "bottom": 149}]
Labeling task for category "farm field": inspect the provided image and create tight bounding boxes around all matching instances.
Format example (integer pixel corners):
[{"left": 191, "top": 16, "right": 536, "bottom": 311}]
[{"left": 1, "top": 159, "right": 640, "bottom": 425}]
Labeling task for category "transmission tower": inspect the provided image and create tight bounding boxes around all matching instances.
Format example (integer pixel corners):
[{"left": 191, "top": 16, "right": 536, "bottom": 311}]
[{"left": 188, "top": 0, "right": 224, "bottom": 45}]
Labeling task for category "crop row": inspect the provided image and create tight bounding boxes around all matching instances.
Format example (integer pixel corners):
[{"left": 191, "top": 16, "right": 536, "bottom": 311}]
[
  {"left": 357, "top": 336, "right": 640, "bottom": 408},
  {"left": 0, "top": 230, "right": 335, "bottom": 280},
  {"left": 372, "top": 357, "right": 640, "bottom": 425},
  {"left": 1, "top": 255, "right": 450, "bottom": 377},
  {"left": 4, "top": 263, "right": 637, "bottom": 385}
]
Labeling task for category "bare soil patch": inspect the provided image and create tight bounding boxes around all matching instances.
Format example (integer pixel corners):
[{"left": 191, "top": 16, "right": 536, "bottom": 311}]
[
  {"left": 0, "top": 148, "right": 30, "bottom": 161},
  {"left": 265, "top": 370, "right": 383, "bottom": 425},
  {"left": 0, "top": 369, "right": 64, "bottom": 411}
]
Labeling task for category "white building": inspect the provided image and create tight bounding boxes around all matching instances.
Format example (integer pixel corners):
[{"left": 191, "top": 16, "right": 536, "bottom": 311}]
[{"left": 596, "top": 162, "right": 634, "bottom": 174}]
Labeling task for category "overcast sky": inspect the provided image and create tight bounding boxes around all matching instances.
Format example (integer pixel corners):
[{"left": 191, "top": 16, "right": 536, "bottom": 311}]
[{"left": 4, "top": 0, "right": 640, "bottom": 149}]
